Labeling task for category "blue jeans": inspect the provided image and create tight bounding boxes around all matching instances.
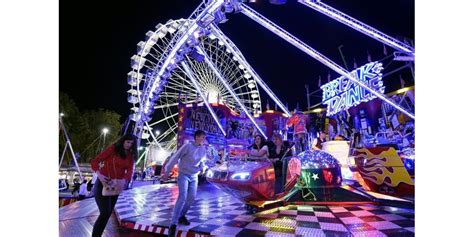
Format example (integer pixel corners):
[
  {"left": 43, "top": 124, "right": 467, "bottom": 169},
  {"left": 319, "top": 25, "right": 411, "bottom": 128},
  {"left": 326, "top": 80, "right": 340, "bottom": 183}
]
[{"left": 171, "top": 173, "right": 198, "bottom": 225}]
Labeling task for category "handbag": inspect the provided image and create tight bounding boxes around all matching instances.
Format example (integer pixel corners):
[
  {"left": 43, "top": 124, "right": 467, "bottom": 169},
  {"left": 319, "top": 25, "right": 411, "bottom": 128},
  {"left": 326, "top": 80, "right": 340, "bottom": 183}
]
[{"left": 102, "top": 155, "right": 126, "bottom": 196}]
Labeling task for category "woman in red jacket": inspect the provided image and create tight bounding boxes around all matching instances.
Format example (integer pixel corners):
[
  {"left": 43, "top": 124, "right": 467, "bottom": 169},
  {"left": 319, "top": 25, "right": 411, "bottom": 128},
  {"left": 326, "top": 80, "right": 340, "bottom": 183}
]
[{"left": 90, "top": 134, "right": 136, "bottom": 237}]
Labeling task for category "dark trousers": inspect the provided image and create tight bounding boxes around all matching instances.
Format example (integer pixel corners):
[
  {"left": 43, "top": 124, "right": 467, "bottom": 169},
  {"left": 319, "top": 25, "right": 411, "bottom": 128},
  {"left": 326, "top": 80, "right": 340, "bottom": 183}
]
[{"left": 92, "top": 180, "right": 118, "bottom": 237}]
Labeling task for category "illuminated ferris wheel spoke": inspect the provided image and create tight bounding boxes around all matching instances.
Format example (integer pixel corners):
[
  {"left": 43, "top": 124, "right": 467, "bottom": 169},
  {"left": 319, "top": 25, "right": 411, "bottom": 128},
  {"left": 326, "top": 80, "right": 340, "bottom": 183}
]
[
  {"left": 148, "top": 113, "right": 179, "bottom": 127},
  {"left": 129, "top": 16, "right": 263, "bottom": 149},
  {"left": 210, "top": 24, "right": 288, "bottom": 116},
  {"left": 145, "top": 122, "right": 163, "bottom": 148},
  {"left": 197, "top": 45, "right": 267, "bottom": 139},
  {"left": 181, "top": 61, "right": 227, "bottom": 136},
  {"left": 153, "top": 103, "right": 179, "bottom": 110},
  {"left": 156, "top": 125, "right": 178, "bottom": 143}
]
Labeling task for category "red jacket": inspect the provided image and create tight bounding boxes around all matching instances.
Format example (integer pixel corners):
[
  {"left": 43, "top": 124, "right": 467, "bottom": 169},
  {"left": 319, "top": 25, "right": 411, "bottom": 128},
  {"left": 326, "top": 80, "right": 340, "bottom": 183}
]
[
  {"left": 286, "top": 113, "right": 308, "bottom": 135},
  {"left": 91, "top": 145, "right": 134, "bottom": 182}
]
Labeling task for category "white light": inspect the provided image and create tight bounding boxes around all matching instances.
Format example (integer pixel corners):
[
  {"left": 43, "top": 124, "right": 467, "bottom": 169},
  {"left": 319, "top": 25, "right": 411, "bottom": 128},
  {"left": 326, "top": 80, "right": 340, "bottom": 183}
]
[
  {"left": 206, "top": 170, "right": 214, "bottom": 178},
  {"left": 139, "top": 146, "right": 144, "bottom": 151},
  {"left": 240, "top": 4, "right": 414, "bottom": 119},
  {"left": 102, "top": 128, "right": 109, "bottom": 134},
  {"left": 155, "top": 130, "right": 160, "bottom": 136},
  {"left": 193, "top": 30, "right": 200, "bottom": 39},
  {"left": 60, "top": 113, "right": 64, "bottom": 117},
  {"left": 207, "top": 87, "right": 219, "bottom": 104},
  {"left": 231, "top": 172, "right": 250, "bottom": 180}
]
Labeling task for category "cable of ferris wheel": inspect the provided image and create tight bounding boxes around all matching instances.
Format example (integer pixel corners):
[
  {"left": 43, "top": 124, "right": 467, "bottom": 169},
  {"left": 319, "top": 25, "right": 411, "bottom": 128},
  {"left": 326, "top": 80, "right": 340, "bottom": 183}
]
[
  {"left": 145, "top": 122, "right": 163, "bottom": 149},
  {"left": 181, "top": 60, "right": 227, "bottom": 136},
  {"left": 209, "top": 24, "right": 291, "bottom": 116},
  {"left": 148, "top": 113, "right": 179, "bottom": 127},
  {"left": 196, "top": 45, "right": 268, "bottom": 139}
]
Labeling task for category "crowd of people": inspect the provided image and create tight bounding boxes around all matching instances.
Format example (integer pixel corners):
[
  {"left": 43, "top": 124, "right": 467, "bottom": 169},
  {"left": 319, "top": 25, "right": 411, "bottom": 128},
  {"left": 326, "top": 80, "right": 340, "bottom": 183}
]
[{"left": 77, "top": 128, "right": 344, "bottom": 237}]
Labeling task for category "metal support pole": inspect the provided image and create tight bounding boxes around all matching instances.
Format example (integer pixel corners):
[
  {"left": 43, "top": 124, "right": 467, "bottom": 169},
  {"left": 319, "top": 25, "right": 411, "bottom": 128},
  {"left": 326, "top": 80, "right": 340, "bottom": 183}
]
[
  {"left": 59, "top": 143, "right": 68, "bottom": 168},
  {"left": 59, "top": 118, "right": 83, "bottom": 181},
  {"left": 298, "top": 0, "right": 414, "bottom": 55},
  {"left": 338, "top": 45, "right": 349, "bottom": 70},
  {"left": 305, "top": 84, "right": 311, "bottom": 110},
  {"left": 240, "top": 4, "right": 414, "bottom": 120}
]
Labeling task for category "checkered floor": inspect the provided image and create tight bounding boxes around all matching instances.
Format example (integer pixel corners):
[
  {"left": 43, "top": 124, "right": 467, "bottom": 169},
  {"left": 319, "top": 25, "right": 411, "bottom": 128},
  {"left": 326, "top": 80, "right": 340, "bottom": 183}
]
[{"left": 115, "top": 183, "right": 414, "bottom": 236}]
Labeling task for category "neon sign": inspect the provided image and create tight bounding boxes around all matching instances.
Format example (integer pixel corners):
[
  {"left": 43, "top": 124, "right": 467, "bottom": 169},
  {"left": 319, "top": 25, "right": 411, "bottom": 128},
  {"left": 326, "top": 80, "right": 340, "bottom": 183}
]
[{"left": 321, "top": 62, "right": 384, "bottom": 116}]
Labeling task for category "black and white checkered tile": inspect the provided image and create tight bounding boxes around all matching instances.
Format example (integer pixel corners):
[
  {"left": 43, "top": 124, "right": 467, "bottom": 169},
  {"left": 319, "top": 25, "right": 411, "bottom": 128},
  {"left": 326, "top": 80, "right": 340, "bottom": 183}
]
[{"left": 115, "top": 183, "right": 414, "bottom": 236}]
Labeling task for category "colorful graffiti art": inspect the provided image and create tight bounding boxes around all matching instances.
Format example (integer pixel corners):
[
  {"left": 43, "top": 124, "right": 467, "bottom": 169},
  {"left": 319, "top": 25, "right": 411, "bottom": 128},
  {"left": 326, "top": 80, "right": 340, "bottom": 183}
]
[{"left": 354, "top": 147, "right": 414, "bottom": 196}]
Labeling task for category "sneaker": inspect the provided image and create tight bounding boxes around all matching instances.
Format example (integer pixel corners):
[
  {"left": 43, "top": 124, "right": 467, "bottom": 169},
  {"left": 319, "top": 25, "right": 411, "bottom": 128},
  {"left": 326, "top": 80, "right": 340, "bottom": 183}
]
[
  {"left": 168, "top": 224, "right": 176, "bottom": 237},
  {"left": 178, "top": 216, "right": 190, "bottom": 225}
]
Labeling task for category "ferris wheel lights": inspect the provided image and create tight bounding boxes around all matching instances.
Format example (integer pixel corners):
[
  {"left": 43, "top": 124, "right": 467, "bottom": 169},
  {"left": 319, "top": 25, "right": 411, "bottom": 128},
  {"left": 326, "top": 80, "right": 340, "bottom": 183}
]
[
  {"left": 198, "top": 13, "right": 216, "bottom": 27},
  {"left": 243, "top": 73, "right": 252, "bottom": 79},
  {"left": 131, "top": 55, "right": 145, "bottom": 70},
  {"left": 128, "top": 73, "right": 138, "bottom": 86},
  {"left": 156, "top": 30, "right": 167, "bottom": 38},
  {"left": 218, "top": 40, "right": 225, "bottom": 46},
  {"left": 127, "top": 95, "right": 138, "bottom": 104},
  {"left": 137, "top": 42, "right": 152, "bottom": 57},
  {"left": 193, "top": 30, "right": 201, "bottom": 39},
  {"left": 145, "top": 31, "right": 158, "bottom": 42},
  {"left": 247, "top": 83, "right": 256, "bottom": 88},
  {"left": 189, "top": 48, "right": 205, "bottom": 62},
  {"left": 169, "top": 58, "right": 176, "bottom": 65},
  {"left": 214, "top": 10, "right": 228, "bottom": 24},
  {"left": 209, "top": 33, "right": 217, "bottom": 40},
  {"left": 238, "top": 64, "right": 245, "bottom": 70}
]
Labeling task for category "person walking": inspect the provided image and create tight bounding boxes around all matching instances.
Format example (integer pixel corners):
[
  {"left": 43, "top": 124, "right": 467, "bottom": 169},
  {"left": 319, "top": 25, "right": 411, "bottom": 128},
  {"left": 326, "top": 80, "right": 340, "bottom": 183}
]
[
  {"left": 90, "top": 134, "right": 136, "bottom": 237},
  {"left": 78, "top": 179, "right": 88, "bottom": 200},
  {"left": 162, "top": 130, "right": 208, "bottom": 237}
]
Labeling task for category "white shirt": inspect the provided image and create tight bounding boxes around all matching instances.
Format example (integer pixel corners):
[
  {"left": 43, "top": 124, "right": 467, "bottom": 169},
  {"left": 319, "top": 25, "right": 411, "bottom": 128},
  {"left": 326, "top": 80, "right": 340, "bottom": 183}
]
[
  {"left": 79, "top": 183, "right": 88, "bottom": 196},
  {"left": 250, "top": 145, "right": 269, "bottom": 158}
]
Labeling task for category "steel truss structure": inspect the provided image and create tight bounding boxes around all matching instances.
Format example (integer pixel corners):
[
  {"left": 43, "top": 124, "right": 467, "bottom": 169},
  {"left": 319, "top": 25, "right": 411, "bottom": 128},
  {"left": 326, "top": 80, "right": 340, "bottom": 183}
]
[{"left": 126, "top": 0, "right": 415, "bottom": 150}]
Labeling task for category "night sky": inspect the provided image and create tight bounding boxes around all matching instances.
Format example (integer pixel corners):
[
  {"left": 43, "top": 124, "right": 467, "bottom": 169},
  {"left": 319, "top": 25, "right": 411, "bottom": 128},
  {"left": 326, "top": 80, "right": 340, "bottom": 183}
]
[{"left": 59, "top": 0, "right": 414, "bottom": 121}]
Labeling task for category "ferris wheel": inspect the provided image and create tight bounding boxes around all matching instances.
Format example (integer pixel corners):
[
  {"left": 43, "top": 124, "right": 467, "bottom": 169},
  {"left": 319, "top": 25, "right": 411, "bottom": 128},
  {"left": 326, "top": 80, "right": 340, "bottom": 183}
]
[
  {"left": 127, "top": 18, "right": 264, "bottom": 151},
  {"left": 127, "top": 0, "right": 415, "bottom": 151}
]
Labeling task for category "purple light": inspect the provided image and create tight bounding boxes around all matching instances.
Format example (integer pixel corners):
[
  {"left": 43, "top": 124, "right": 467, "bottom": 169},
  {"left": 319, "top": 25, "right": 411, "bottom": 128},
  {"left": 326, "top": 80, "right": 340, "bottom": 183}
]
[
  {"left": 180, "top": 61, "right": 227, "bottom": 136},
  {"left": 209, "top": 24, "right": 291, "bottom": 117},
  {"left": 197, "top": 46, "right": 268, "bottom": 139},
  {"left": 298, "top": 0, "right": 414, "bottom": 55},
  {"left": 240, "top": 4, "right": 414, "bottom": 120},
  {"left": 140, "top": 0, "right": 225, "bottom": 119}
]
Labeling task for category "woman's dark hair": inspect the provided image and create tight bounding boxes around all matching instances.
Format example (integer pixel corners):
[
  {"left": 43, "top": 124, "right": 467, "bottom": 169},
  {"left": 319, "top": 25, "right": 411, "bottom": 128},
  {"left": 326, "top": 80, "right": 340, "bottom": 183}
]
[
  {"left": 251, "top": 134, "right": 266, "bottom": 150},
  {"left": 194, "top": 130, "right": 206, "bottom": 138},
  {"left": 114, "top": 133, "right": 138, "bottom": 159}
]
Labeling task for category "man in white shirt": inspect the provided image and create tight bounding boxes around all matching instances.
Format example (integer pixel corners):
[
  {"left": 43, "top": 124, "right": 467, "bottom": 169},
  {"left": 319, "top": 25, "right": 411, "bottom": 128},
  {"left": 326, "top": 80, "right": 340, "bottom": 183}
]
[{"left": 78, "top": 179, "right": 88, "bottom": 200}]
